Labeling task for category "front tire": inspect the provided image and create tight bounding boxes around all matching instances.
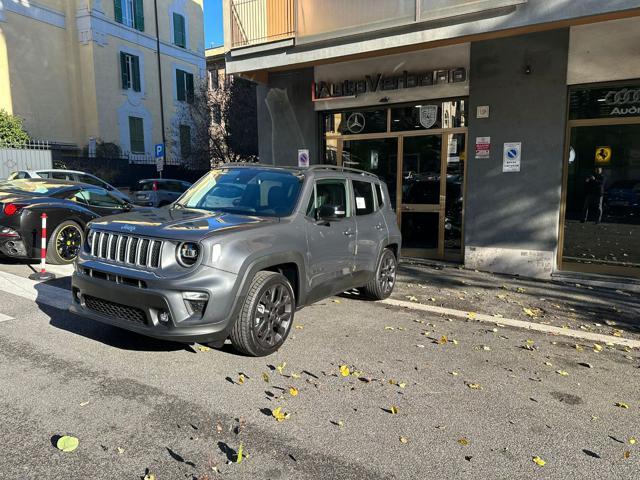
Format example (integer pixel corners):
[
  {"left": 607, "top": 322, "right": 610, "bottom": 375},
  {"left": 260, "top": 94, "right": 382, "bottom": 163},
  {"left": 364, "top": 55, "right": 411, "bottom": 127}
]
[
  {"left": 361, "top": 248, "right": 397, "bottom": 300},
  {"left": 46, "top": 220, "right": 83, "bottom": 265},
  {"left": 230, "top": 271, "right": 295, "bottom": 356}
]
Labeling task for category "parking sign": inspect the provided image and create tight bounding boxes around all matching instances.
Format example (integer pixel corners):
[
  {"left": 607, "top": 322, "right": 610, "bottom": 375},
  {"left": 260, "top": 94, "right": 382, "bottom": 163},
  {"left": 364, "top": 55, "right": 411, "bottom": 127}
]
[{"left": 155, "top": 143, "right": 165, "bottom": 158}]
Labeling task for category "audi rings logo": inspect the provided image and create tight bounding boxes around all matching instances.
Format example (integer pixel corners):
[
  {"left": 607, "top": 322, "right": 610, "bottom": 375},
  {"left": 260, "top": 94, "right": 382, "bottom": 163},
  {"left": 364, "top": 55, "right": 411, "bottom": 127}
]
[
  {"left": 346, "top": 112, "right": 365, "bottom": 134},
  {"left": 604, "top": 88, "right": 640, "bottom": 106}
]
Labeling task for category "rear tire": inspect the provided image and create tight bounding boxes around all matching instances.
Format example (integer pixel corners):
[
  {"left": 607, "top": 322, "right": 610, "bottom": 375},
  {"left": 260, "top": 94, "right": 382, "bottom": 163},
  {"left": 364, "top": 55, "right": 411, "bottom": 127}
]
[
  {"left": 361, "top": 248, "right": 397, "bottom": 300},
  {"left": 230, "top": 271, "right": 295, "bottom": 356},
  {"left": 46, "top": 220, "right": 84, "bottom": 265}
]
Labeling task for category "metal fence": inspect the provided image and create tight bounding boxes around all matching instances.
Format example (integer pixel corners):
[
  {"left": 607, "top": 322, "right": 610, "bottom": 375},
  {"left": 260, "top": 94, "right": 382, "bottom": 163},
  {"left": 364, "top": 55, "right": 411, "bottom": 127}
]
[
  {"left": 0, "top": 142, "right": 52, "bottom": 179},
  {"left": 231, "top": 0, "right": 295, "bottom": 48}
]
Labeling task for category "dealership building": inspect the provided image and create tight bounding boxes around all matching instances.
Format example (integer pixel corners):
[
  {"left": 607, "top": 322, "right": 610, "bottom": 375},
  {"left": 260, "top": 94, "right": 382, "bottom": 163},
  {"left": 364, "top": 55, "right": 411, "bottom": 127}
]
[{"left": 222, "top": 0, "right": 640, "bottom": 281}]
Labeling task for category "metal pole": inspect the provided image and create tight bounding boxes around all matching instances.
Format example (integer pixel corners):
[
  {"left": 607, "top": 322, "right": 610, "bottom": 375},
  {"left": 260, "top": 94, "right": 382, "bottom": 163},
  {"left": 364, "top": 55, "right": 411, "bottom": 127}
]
[{"left": 154, "top": 0, "right": 166, "bottom": 178}]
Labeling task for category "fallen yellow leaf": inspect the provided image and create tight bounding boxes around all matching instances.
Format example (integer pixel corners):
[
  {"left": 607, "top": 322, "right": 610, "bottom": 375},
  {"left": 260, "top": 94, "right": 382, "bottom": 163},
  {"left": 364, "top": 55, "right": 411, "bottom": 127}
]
[
  {"left": 117, "top": 447, "right": 125, "bottom": 454},
  {"left": 556, "top": 370, "right": 569, "bottom": 376},
  {"left": 629, "top": 437, "right": 637, "bottom": 445},
  {"left": 398, "top": 382, "right": 407, "bottom": 389},
  {"left": 238, "top": 374, "right": 245, "bottom": 385},
  {"left": 523, "top": 308, "right": 536, "bottom": 317},
  {"left": 389, "top": 406, "right": 399, "bottom": 415},
  {"left": 332, "top": 299, "right": 341, "bottom": 304},
  {"left": 450, "top": 371, "right": 459, "bottom": 376},
  {"left": 544, "top": 362, "right": 553, "bottom": 366},
  {"left": 532, "top": 456, "right": 546, "bottom": 466},
  {"left": 457, "top": 438, "right": 469, "bottom": 446},
  {"left": 339, "top": 365, "right": 350, "bottom": 377},
  {"left": 438, "top": 335, "right": 448, "bottom": 345},
  {"left": 143, "top": 474, "right": 156, "bottom": 480},
  {"left": 593, "top": 343, "right": 603, "bottom": 352},
  {"left": 615, "top": 402, "right": 629, "bottom": 409},
  {"left": 56, "top": 436, "right": 79, "bottom": 453},
  {"left": 289, "top": 387, "right": 299, "bottom": 397},
  {"left": 236, "top": 443, "right": 244, "bottom": 463},
  {"left": 295, "top": 325, "right": 304, "bottom": 330},
  {"left": 196, "top": 345, "right": 211, "bottom": 352},
  {"left": 291, "top": 372, "right": 301, "bottom": 379},
  {"left": 276, "top": 362, "right": 286, "bottom": 374},
  {"left": 399, "top": 436, "right": 409, "bottom": 444},
  {"left": 624, "top": 451, "right": 631, "bottom": 459},
  {"left": 272, "top": 407, "right": 290, "bottom": 422},
  {"left": 262, "top": 372, "right": 270, "bottom": 383},
  {"left": 384, "top": 326, "right": 395, "bottom": 331},
  {"left": 467, "top": 383, "right": 482, "bottom": 390}
]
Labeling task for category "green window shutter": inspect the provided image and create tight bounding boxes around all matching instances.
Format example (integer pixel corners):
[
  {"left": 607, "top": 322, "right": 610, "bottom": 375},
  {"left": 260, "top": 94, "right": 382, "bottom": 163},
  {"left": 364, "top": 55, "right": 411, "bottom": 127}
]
[
  {"left": 134, "top": 0, "right": 144, "bottom": 31},
  {"left": 132, "top": 55, "right": 141, "bottom": 92},
  {"left": 173, "top": 13, "right": 186, "bottom": 48},
  {"left": 120, "top": 52, "right": 129, "bottom": 89},
  {"left": 186, "top": 73, "right": 194, "bottom": 102},
  {"left": 128, "top": 117, "right": 145, "bottom": 153},
  {"left": 114, "top": 0, "right": 123, "bottom": 23},
  {"left": 176, "top": 70, "right": 185, "bottom": 101}
]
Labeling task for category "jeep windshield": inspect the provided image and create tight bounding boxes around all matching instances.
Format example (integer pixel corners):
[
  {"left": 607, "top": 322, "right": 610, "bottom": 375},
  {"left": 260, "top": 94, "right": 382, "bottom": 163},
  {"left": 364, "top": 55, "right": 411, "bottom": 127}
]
[{"left": 177, "top": 167, "right": 304, "bottom": 217}]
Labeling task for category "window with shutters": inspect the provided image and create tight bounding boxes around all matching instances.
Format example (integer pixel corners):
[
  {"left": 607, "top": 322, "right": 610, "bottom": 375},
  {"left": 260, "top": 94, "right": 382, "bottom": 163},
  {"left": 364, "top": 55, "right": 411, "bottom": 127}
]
[
  {"left": 176, "top": 69, "right": 194, "bottom": 102},
  {"left": 173, "top": 13, "right": 186, "bottom": 48},
  {"left": 128, "top": 116, "right": 145, "bottom": 153},
  {"left": 115, "top": 0, "right": 144, "bottom": 31},
  {"left": 120, "top": 52, "right": 141, "bottom": 92},
  {"left": 179, "top": 125, "right": 191, "bottom": 158}
]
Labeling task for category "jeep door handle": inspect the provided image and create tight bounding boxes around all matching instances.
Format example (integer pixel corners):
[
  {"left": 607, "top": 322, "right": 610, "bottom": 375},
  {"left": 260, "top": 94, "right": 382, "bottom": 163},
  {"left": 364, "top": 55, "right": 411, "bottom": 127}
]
[
  {"left": 343, "top": 229, "right": 355, "bottom": 237},
  {"left": 375, "top": 223, "right": 384, "bottom": 230}
]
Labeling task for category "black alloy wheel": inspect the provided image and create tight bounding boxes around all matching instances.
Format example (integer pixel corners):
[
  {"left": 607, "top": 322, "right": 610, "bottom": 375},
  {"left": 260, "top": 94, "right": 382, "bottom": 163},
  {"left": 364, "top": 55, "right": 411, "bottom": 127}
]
[
  {"left": 56, "top": 224, "right": 83, "bottom": 261},
  {"left": 253, "top": 283, "right": 293, "bottom": 349}
]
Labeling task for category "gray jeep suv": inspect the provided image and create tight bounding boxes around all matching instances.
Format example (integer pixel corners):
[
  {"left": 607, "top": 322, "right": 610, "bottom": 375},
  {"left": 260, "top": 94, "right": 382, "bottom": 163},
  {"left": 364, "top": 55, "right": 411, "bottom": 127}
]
[{"left": 70, "top": 165, "right": 401, "bottom": 356}]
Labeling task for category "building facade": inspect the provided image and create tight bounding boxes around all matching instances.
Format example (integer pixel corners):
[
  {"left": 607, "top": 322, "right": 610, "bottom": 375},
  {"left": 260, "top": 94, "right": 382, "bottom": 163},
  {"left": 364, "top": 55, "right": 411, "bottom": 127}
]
[
  {"left": 223, "top": 0, "right": 640, "bottom": 280},
  {"left": 0, "top": 0, "right": 205, "bottom": 161}
]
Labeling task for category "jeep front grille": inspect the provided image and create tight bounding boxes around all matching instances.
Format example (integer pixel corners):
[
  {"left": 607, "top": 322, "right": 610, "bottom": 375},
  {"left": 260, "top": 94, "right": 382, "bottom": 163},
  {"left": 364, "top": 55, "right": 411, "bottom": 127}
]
[{"left": 89, "top": 231, "right": 163, "bottom": 269}]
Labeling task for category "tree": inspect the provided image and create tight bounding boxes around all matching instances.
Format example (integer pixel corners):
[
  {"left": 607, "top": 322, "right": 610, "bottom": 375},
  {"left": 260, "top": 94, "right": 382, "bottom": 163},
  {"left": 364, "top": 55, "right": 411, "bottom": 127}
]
[
  {"left": 171, "top": 74, "right": 258, "bottom": 169},
  {"left": 0, "top": 109, "right": 30, "bottom": 147}
]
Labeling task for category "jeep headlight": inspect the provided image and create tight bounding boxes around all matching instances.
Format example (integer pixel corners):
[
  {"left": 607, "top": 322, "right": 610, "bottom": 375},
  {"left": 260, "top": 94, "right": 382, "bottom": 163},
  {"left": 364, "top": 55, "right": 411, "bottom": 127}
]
[{"left": 177, "top": 242, "right": 200, "bottom": 267}]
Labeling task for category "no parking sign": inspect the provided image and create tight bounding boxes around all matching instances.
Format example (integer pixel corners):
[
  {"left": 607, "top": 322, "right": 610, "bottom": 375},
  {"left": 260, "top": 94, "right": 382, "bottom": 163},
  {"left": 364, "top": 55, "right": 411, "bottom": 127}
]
[{"left": 503, "top": 142, "right": 522, "bottom": 172}]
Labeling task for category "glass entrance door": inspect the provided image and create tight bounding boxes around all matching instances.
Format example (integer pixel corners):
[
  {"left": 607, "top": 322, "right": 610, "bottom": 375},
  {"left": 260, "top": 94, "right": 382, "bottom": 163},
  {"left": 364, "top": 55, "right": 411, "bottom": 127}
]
[
  {"left": 338, "top": 132, "right": 466, "bottom": 261},
  {"left": 400, "top": 133, "right": 466, "bottom": 260}
]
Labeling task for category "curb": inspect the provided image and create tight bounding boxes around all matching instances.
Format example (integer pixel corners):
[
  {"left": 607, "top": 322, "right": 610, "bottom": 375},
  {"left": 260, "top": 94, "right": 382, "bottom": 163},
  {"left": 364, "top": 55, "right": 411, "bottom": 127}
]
[{"left": 381, "top": 298, "right": 640, "bottom": 349}]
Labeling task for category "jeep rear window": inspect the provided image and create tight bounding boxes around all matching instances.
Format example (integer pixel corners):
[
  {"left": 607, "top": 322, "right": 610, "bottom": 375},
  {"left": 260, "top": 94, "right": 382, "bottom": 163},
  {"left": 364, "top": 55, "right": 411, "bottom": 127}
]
[{"left": 178, "top": 168, "right": 304, "bottom": 217}]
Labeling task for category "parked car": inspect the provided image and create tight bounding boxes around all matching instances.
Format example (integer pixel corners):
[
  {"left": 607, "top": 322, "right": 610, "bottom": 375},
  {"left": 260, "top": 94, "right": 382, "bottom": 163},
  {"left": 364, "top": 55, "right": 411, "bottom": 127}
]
[
  {"left": 605, "top": 180, "right": 640, "bottom": 213},
  {"left": 7, "top": 169, "right": 130, "bottom": 203},
  {"left": 70, "top": 165, "right": 402, "bottom": 356},
  {"left": 130, "top": 179, "right": 192, "bottom": 207},
  {"left": 0, "top": 178, "right": 135, "bottom": 264}
]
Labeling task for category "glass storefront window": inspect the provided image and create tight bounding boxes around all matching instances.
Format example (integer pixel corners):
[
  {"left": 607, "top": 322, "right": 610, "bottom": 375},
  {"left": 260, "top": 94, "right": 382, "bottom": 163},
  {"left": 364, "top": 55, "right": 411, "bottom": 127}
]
[
  {"left": 391, "top": 99, "right": 467, "bottom": 132},
  {"left": 569, "top": 83, "right": 640, "bottom": 120},
  {"left": 563, "top": 124, "right": 640, "bottom": 273},
  {"left": 322, "top": 108, "right": 387, "bottom": 135},
  {"left": 402, "top": 135, "right": 442, "bottom": 204}
]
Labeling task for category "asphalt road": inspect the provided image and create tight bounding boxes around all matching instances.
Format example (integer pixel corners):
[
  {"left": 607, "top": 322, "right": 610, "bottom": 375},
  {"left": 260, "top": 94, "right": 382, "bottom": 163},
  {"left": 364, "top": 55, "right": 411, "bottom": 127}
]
[{"left": 0, "top": 265, "right": 638, "bottom": 479}]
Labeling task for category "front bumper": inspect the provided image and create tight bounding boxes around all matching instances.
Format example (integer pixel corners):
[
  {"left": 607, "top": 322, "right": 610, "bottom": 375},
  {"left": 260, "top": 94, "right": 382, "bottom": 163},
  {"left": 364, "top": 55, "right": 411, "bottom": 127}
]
[{"left": 69, "top": 260, "right": 241, "bottom": 343}]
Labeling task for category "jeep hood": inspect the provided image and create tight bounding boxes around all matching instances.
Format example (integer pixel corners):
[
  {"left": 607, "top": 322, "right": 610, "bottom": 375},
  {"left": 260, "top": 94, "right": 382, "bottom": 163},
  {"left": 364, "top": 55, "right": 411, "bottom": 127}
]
[{"left": 89, "top": 207, "right": 277, "bottom": 241}]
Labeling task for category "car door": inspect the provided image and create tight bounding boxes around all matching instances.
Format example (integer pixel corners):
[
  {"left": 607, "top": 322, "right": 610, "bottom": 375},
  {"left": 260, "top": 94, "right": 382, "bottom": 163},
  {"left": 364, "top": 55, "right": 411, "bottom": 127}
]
[
  {"left": 352, "top": 178, "right": 388, "bottom": 284},
  {"left": 304, "top": 177, "right": 357, "bottom": 302},
  {"left": 72, "top": 187, "right": 130, "bottom": 217}
]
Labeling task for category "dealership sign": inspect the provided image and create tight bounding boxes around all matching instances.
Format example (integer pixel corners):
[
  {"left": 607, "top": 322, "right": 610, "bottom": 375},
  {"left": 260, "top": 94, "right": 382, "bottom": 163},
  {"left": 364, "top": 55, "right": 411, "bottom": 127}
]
[
  {"left": 570, "top": 84, "right": 640, "bottom": 119},
  {"left": 312, "top": 68, "right": 467, "bottom": 101}
]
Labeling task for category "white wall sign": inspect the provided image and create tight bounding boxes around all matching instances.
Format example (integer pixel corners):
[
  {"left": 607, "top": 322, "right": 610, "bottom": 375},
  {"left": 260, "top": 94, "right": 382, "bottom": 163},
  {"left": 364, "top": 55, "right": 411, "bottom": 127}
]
[
  {"left": 503, "top": 142, "right": 522, "bottom": 172},
  {"left": 298, "top": 149, "right": 310, "bottom": 167},
  {"left": 476, "top": 105, "right": 490, "bottom": 118},
  {"left": 475, "top": 136, "right": 490, "bottom": 159}
]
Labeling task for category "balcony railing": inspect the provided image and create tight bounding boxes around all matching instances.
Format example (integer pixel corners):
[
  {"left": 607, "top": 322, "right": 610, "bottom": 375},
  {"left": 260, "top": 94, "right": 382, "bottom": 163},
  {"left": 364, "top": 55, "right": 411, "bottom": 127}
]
[
  {"left": 230, "top": 0, "right": 296, "bottom": 48},
  {"left": 229, "top": 0, "right": 526, "bottom": 50}
]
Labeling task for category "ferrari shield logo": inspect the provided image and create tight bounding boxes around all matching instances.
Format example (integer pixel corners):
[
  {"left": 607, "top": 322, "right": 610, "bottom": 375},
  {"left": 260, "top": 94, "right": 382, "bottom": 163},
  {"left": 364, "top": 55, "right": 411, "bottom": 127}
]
[{"left": 419, "top": 105, "right": 438, "bottom": 129}]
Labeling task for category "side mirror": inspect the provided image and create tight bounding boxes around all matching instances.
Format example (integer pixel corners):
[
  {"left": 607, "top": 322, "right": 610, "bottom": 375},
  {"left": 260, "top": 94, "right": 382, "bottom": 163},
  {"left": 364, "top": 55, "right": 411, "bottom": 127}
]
[{"left": 317, "top": 204, "right": 345, "bottom": 221}]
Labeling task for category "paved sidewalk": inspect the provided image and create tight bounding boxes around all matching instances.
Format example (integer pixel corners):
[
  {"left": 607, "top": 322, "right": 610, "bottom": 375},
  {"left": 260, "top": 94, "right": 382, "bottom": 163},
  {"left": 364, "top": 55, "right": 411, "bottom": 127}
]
[{"left": 393, "top": 261, "right": 640, "bottom": 342}]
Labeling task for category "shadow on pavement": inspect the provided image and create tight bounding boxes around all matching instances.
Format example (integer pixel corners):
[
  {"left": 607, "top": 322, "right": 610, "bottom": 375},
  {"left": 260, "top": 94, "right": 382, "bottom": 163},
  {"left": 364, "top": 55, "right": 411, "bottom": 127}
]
[{"left": 34, "top": 282, "right": 189, "bottom": 353}]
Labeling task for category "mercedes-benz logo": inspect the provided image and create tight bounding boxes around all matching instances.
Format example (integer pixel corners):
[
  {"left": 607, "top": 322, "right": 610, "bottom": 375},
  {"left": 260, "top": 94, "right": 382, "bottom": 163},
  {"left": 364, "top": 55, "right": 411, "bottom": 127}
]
[{"left": 346, "top": 112, "right": 365, "bottom": 134}]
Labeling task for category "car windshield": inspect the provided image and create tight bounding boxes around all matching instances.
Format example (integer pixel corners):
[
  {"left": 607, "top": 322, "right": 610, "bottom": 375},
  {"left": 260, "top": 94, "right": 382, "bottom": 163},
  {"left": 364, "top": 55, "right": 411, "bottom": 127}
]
[{"left": 178, "top": 168, "right": 304, "bottom": 217}]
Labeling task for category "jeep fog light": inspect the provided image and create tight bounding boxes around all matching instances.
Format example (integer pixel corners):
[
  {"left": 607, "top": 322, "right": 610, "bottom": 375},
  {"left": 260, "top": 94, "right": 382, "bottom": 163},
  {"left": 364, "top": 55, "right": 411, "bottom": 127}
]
[
  {"left": 158, "top": 310, "right": 171, "bottom": 324},
  {"left": 183, "top": 291, "right": 209, "bottom": 316}
]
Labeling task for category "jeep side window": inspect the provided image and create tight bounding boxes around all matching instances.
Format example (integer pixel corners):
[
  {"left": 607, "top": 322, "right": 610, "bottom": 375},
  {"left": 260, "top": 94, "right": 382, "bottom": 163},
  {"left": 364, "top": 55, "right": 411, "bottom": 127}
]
[
  {"left": 307, "top": 179, "right": 350, "bottom": 219},
  {"left": 352, "top": 180, "right": 375, "bottom": 216},
  {"left": 374, "top": 183, "right": 384, "bottom": 209}
]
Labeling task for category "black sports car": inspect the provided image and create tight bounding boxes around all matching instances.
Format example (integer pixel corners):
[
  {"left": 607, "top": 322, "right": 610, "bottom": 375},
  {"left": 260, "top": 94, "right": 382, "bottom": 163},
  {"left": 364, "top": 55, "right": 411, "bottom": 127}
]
[{"left": 0, "top": 178, "right": 136, "bottom": 264}]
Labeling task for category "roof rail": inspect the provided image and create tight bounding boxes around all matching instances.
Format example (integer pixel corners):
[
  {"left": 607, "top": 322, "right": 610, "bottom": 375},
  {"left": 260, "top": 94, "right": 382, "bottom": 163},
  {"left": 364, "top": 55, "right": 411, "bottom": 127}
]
[
  {"left": 306, "top": 164, "right": 379, "bottom": 178},
  {"left": 211, "top": 162, "right": 379, "bottom": 179}
]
